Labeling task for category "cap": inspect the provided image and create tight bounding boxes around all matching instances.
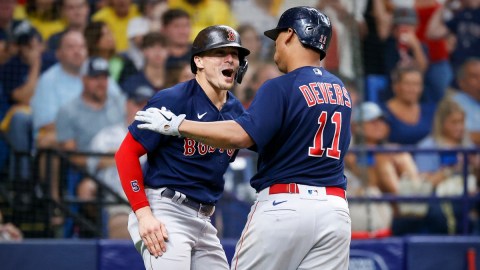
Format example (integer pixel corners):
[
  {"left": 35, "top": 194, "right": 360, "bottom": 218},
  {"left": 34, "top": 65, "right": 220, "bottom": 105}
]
[
  {"left": 127, "top": 17, "right": 150, "bottom": 39},
  {"left": 127, "top": 85, "right": 155, "bottom": 103},
  {"left": 353, "top": 102, "right": 384, "bottom": 123},
  {"left": 81, "top": 57, "right": 110, "bottom": 77},
  {"left": 393, "top": 7, "right": 418, "bottom": 25},
  {"left": 12, "top": 20, "right": 41, "bottom": 45}
]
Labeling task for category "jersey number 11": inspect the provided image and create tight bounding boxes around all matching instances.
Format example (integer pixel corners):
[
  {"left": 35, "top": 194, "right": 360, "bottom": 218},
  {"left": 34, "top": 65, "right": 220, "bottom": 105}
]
[{"left": 309, "top": 111, "right": 342, "bottom": 159}]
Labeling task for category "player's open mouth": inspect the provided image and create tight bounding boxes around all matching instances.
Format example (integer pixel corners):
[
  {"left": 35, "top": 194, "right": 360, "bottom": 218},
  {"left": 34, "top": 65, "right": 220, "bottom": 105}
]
[{"left": 222, "top": 68, "right": 234, "bottom": 79}]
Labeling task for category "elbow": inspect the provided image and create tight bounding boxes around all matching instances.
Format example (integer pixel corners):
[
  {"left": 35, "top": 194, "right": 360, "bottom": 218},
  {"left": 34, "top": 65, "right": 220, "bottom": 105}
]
[{"left": 228, "top": 132, "right": 253, "bottom": 149}]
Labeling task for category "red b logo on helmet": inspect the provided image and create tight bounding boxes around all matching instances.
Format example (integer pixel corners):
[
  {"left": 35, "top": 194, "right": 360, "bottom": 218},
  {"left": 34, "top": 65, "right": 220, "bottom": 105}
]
[{"left": 227, "top": 30, "right": 236, "bottom": 41}]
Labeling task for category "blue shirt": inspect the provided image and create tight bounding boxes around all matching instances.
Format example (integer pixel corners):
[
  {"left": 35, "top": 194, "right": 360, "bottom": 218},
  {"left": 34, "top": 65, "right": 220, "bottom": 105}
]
[
  {"left": 235, "top": 66, "right": 352, "bottom": 192},
  {"left": 121, "top": 71, "right": 162, "bottom": 95},
  {"left": 446, "top": 8, "right": 480, "bottom": 70},
  {"left": 382, "top": 103, "right": 436, "bottom": 145},
  {"left": 128, "top": 79, "right": 245, "bottom": 204}
]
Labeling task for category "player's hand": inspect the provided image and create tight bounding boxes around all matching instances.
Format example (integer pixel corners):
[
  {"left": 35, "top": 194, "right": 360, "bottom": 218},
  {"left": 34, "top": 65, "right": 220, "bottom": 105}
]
[
  {"left": 136, "top": 208, "right": 169, "bottom": 257},
  {"left": 135, "top": 107, "right": 186, "bottom": 136}
]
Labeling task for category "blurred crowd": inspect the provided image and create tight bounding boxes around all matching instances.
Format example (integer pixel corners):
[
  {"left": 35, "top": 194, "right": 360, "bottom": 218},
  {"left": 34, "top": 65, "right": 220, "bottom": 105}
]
[{"left": 0, "top": 0, "right": 479, "bottom": 240}]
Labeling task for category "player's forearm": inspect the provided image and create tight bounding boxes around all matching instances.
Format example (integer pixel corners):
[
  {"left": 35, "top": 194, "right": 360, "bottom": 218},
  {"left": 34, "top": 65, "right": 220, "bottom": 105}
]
[{"left": 179, "top": 120, "right": 254, "bottom": 149}]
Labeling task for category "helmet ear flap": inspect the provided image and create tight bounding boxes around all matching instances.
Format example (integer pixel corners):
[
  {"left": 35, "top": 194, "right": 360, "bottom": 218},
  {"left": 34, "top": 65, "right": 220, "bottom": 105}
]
[{"left": 235, "top": 59, "right": 248, "bottom": 84}]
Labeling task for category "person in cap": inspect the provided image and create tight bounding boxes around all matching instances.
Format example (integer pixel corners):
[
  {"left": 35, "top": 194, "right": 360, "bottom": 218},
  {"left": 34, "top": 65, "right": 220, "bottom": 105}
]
[
  {"left": 56, "top": 57, "right": 125, "bottom": 237},
  {"left": 87, "top": 85, "right": 155, "bottom": 239},
  {"left": 384, "top": 7, "right": 428, "bottom": 99},
  {"left": 114, "top": 25, "right": 249, "bottom": 269},
  {"left": 134, "top": 6, "right": 353, "bottom": 269}
]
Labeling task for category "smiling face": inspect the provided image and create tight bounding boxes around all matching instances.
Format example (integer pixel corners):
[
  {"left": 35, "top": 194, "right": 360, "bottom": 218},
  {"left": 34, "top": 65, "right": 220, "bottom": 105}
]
[{"left": 194, "top": 47, "right": 240, "bottom": 91}]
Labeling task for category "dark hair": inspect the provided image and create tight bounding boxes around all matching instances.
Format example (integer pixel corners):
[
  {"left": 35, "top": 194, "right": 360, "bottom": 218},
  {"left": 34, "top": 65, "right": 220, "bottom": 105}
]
[
  {"left": 162, "top": 8, "right": 190, "bottom": 27},
  {"left": 456, "top": 57, "right": 480, "bottom": 80},
  {"left": 141, "top": 32, "right": 168, "bottom": 49},
  {"left": 26, "top": 0, "right": 61, "bottom": 21},
  {"left": 84, "top": 21, "right": 114, "bottom": 57},
  {"left": 390, "top": 66, "right": 422, "bottom": 84},
  {"left": 237, "top": 24, "right": 257, "bottom": 36}
]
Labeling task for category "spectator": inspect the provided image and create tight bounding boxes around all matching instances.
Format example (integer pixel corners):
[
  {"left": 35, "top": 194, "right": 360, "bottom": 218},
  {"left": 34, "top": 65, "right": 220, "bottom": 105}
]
[
  {"left": 232, "top": 24, "right": 263, "bottom": 104},
  {"left": 121, "top": 32, "right": 169, "bottom": 94},
  {"left": 163, "top": 61, "right": 194, "bottom": 88},
  {"left": 116, "top": 17, "right": 150, "bottom": 84},
  {"left": 384, "top": 6, "right": 428, "bottom": 84},
  {"left": 415, "top": 98, "right": 478, "bottom": 234},
  {"left": 427, "top": 0, "right": 480, "bottom": 73},
  {"left": 360, "top": 0, "right": 394, "bottom": 76},
  {"left": 92, "top": 0, "right": 141, "bottom": 52},
  {"left": 55, "top": 57, "right": 125, "bottom": 237},
  {"left": 0, "top": 21, "right": 46, "bottom": 179},
  {"left": 415, "top": 0, "right": 453, "bottom": 103},
  {"left": 31, "top": 30, "right": 121, "bottom": 149},
  {"left": 161, "top": 8, "right": 192, "bottom": 69},
  {"left": 451, "top": 58, "right": 480, "bottom": 146},
  {"left": 381, "top": 66, "right": 436, "bottom": 145},
  {"left": 0, "top": 0, "right": 21, "bottom": 64},
  {"left": 240, "top": 62, "right": 282, "bottom": 108},
  {"left": 87, "top": 85, "right": 155, "bottom": 239},
  {"left": 84, "top": 21, "right": 125, "bottom": 81},
  {"left": 18, "top": 0, "right": 66, "bottom": 41},
  {"left": 349, "top": 102, "right": 430, "bottom": 234},
  {"left": 47, "top": 0, "right": 90, "bottom": 51},
  {"left": 0, "top": 210, "right": 22, "bottom": 242},
  {"left": 168, "top": 0, "right": 237, "bottom": 41},
  {"left": 136, "top": 0, "right": 168, "bottom": 32}
]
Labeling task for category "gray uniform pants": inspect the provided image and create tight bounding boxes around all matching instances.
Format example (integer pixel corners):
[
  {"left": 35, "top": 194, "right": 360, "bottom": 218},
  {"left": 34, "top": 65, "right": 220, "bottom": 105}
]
[
  {"left": 231, "top": 184, "right": 351, "bottom": 270},
  {"left": 128, "top": 188, "right": 229, "bottom": 270}
]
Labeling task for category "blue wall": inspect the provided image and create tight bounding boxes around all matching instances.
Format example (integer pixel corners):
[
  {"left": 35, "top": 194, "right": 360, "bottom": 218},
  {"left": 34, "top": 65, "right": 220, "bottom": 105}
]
[{"left": 0, "top": 237, "right": 479, "bottom": 270}]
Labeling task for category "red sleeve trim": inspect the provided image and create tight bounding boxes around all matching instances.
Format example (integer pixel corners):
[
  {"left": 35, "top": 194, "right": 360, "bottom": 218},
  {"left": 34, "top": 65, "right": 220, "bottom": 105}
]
[{"left": 115, "top": 132, "right": 150, "bottom": 212}]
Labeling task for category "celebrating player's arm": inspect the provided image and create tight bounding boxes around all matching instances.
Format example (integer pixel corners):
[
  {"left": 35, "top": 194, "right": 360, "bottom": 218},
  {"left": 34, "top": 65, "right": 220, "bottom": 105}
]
[
  {"left": 136, "top": 107, "right": 252, "bottom": 149},
  {"left": 115, "top": 132, "right": 168, "bottom": 258}
]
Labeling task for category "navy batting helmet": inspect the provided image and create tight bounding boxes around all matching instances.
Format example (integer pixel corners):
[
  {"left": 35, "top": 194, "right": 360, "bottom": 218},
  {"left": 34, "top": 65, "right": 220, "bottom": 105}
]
[
  {"left": 264, "top": 6, "right": 332, "bottom": 60},
  {"left": 191, "top": 25, "right": 250, "bottom": 83}
]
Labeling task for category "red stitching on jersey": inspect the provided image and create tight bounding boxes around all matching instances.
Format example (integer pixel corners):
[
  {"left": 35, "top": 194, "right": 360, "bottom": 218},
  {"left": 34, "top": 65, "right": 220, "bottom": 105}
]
[{"left": 234, "top": 201, "right": 259, "bottom": 270}]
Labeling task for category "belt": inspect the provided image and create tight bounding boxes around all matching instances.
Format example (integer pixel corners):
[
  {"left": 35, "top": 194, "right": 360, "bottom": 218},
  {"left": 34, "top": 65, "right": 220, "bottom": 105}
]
[
  {"left": 269, "top": 183, "right": 346, "bottom": 200},
  {"left": 161, "top": 188, "right": 215, "bottom": 217}
]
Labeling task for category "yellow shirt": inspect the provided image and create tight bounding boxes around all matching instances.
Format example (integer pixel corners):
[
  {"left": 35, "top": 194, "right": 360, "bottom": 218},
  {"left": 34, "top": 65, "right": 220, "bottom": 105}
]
[
  {"left": 13, "top": 5, "right": 66, "bottom": 41},
  {"left": 92, "top": 5, "right": 141, "bottom": 52},
  {"left": 169, "top": 0, "right": 237, "bottom": 41}
]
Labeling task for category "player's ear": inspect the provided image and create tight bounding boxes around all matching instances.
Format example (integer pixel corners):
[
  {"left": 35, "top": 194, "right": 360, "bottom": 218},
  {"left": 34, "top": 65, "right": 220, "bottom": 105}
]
[
  {"left": 194, "top": 55, "right": 204, "bottom": 70},
  {"left": 284, "top": 28, "right": 295, "bottom": 44}
]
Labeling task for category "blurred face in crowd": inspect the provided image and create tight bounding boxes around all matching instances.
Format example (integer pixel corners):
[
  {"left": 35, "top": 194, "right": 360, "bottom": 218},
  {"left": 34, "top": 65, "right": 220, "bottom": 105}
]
[
  {"left": 461, "top": 0, "right": 480, "bottom": 8},
  {"left": 178, "top": 63, "right": 194, "bottom": 82},
  {"left": 393, "top": 70, "right": 423, "bottom": 104},
  {"left": 144, "top": 44, "right": 169, "bottom": 68},
  {"left": 442, "top": 111, "right": 466, "bottom": 143},
  {"left": 57, "top": 31, "right": 87, "bottom": 73},
  {"left": 62, "top": 0, "right": 89, "bottom": 29},
  {"left": 83, "top": 74, "right": 108, "bottom": 103},
  {"left": 239, "top": 27, "right": 261, "bottom": 61},
  {"left": 362, "top": 117, "right": 390, "bottom": 145},
  {"left": 195, "top": 47, "right": 240, "bottom": 91},
  {"left": 98, "top": 25, "right": 116, "bottom": 52},
  {"left": 458, "top": 60, "right": 480, "bottom": 101},
  {"left": 0, "top": 0, "right": 15, "bottom": 25},
  {"left": 36, "top": 0, "right": 56, "bottom": 13},
  {"left": 163, "top": 17, "right": 191, "bottom": 46},
  {"left": 111, "top": 0, "right": 131, "bottom": 17}
]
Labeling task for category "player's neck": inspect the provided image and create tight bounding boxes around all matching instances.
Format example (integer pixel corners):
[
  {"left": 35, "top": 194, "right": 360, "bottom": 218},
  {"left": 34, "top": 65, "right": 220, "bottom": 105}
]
[
  {"left": 286, "top": 51, "right": 321, "bottom": 72},
  {"left": 195, "top": 77, "right": 227, "bottom": 110}
]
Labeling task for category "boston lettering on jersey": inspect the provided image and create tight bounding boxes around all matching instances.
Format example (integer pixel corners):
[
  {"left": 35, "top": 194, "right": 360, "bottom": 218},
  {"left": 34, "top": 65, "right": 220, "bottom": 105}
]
[
  {"left": 298, "top": 82, "right": 351, "bottom": 108},
  {"left": 183, "top": 138, "right": 235, "bottom": 157}
]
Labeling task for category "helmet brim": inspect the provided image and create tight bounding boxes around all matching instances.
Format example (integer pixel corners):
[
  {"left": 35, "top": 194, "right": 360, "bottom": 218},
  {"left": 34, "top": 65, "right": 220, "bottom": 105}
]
[{"left": 264, "top": 28, "right": 286, "bottom": 41}]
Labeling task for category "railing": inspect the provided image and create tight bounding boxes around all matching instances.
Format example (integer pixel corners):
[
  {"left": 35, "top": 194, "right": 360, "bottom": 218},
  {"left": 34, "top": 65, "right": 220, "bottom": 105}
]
[
  {"left": 348, "top": 146, "right": 480, "bottom": 235},
  {"left": 0, "top": 144, "right": 478, "bottom": 238}
]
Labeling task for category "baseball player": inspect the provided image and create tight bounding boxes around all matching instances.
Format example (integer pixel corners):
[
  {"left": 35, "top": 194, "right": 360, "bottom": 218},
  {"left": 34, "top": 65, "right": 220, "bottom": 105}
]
[
  {"left": 114, "top": 25, "right": 250, "bottom": 270},
  {"left": 135, "top": 6, "right": 352, "bottom": 270}
]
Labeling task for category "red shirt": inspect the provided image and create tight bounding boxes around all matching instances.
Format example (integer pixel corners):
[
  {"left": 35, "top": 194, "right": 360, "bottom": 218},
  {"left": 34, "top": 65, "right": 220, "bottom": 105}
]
[{"left": 416, "top": 3, "right": 449, "bottom": 62}]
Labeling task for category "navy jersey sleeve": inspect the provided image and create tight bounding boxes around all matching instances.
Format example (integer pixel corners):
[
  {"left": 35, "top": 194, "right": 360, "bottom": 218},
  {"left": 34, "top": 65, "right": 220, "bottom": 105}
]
[{"left": 235, "top": 79, "right": 286, "bottom": 151}]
